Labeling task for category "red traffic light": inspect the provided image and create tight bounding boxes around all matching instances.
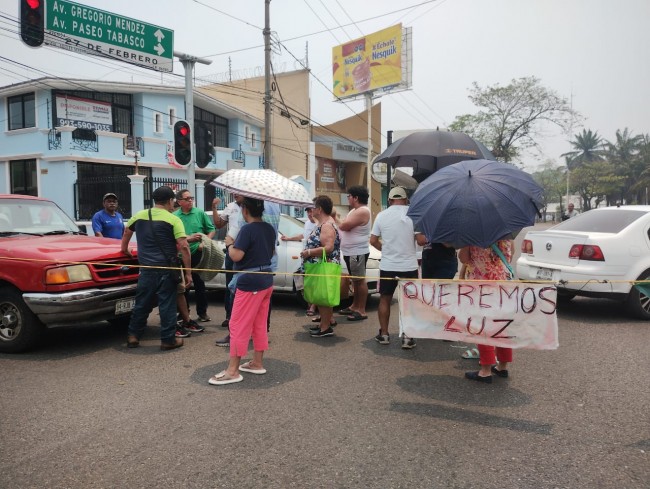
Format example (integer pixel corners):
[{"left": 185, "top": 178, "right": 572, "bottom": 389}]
[
  {"left": 26, "top": 0, "right": 41, "bottom": 9},
  {"left": 178, "top": 125, "right": 189, "bottom": 137}
]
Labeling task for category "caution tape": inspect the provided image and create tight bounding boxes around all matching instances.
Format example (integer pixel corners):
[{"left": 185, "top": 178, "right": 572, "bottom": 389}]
[{"left": 0, "top": 255, "right": 648, "bottom": 286}]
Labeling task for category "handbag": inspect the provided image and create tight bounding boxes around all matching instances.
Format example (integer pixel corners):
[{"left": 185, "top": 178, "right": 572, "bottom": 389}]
[
  {"left": 303, "top": 248, "right": 342, "bottom": 307},
  {"left": 148, "top": 209, "right": 183, "bottom": 284}
]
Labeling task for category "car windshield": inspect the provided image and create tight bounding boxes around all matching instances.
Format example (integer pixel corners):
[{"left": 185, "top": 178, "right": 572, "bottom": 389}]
[
  {"left": 0, "top": 199, "right": 79, "bottom": 235},
  {"left": 552, "top": 209, "right": 648, "bottom": 233},
  {"left": 278, "top": 214, "right": 305, "bottom": 237}
]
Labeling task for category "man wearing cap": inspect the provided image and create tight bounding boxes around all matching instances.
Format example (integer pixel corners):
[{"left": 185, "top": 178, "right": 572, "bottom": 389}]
[
  {"left": 369, "top": 187, "right": 419, "bottom": 349},
  {"left": 92, "top": 193, "right": 124, "bottom": 239},
  {"left": 121, "top": 186, "right": 192, "bottom": 351}
]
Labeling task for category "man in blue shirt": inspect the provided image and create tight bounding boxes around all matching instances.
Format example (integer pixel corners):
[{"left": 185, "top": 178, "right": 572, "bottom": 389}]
[{"left": 92, "top": 193, "right": 124, "bottom": 239}]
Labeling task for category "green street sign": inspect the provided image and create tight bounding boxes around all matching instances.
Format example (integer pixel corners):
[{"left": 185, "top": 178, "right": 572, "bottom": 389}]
[{"left": 44, "top": 0, "right": 174, "bottom": 72}]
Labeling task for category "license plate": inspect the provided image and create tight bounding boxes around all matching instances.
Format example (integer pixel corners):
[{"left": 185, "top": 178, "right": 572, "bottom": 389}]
[
  {"left": 536, "top": 268, "right": 555, "bottom": 281},
  {"left": 115, "top": 298, "right": 135, "bottom": 315}
]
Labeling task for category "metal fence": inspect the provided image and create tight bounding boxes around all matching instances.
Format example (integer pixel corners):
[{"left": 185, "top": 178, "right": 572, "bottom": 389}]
[
  {"left": 144, "top": 177, "right": 188, "bottom": 209},
  {"left": 74, "top": 175, "right": 133, "bottom": 220}
]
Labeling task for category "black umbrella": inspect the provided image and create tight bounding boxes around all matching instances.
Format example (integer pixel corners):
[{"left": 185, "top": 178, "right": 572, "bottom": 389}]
[{"left": 374, "top": 131, "right": 495, "bottom": 183}]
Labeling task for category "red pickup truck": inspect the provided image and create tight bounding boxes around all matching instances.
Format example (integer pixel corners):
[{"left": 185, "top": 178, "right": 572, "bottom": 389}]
[{"left": 0, "top": 194, "right": 139, "bottom": 352}]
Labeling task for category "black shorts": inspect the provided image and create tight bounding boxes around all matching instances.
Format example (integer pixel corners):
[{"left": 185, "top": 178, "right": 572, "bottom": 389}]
[{"left": 379, "top": 269, "right": 419, "bottom": 296}]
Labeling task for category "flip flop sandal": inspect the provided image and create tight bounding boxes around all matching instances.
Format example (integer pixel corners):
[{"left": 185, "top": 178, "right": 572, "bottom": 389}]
[
  {"left": 239, "top": 362, "right": 267, "bottom": 375},
  {"left": 311, "top": 316, "right": 321, "bottom": 323},
  {"left": 461, "top": 347, "right": 480, "bottom": 359},
  {"left": 208, "top": 370, "right": 244, "bottom": 385},
  {"left": 347, "top": 312, "right": 368, "bottom": 321},
  {"left": 338, "top": 308, "right": 354, "bottom": 315},
  {"left": 306, "top": 310, "right": 316, "bottom": 317}
]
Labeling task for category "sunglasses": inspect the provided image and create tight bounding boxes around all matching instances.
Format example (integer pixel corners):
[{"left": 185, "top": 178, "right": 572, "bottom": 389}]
[{"left": 178, "top": 197, "right": 195, "bottom": 201}]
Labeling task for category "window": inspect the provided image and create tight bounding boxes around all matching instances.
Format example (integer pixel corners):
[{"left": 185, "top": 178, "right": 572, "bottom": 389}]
[
  {"left": 8, "top": 93, "right": 36, "bottom": 130},
  {"left": 194, "top": 106, "right": 228, "bottom": 148},
  {"left": 10, "top": 159, "right": 37, "bottom": 196},
  {"left": 169, "top": 108, "right": 176, "bottom": 126},
  {"left": 245, "top": 125, "right": 250, "bottom": 142},
  {"left": 154, "top": 113, "right": 162, "bottom": 133},
  {"left": 251, "top": 133, "right": 256, "bottom": 149}
]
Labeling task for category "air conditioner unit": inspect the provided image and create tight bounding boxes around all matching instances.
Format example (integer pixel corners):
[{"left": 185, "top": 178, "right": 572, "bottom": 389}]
[{"left": 227, "top": 160, "right": 244, "bottom": 170}]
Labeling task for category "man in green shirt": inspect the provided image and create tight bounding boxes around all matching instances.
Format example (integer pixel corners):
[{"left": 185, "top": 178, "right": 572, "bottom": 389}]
[{"left": 174, "top": 189, "right": 216, "bottom": 323}]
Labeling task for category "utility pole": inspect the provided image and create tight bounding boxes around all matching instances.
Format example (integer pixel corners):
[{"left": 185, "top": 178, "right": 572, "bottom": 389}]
[
  {"left": 263, "top": 0, "right": 273, "bottom": 170},
  {"left": 175, "top": 51, "right": 212, "bottom": 194}
]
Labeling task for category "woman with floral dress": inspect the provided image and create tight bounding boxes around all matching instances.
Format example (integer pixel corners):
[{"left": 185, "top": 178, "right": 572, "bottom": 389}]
[
  {"left": 458, "top": 239, "right": 513, "bottom": 383},
  {"left": 299, "top": 195, "right": 341, "bottom": 338}
]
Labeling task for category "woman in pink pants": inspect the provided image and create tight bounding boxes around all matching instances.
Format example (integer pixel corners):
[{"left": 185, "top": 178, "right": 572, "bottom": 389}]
[
  {"left": 458, "top": 239, "right": 513, "bottom": 384},
  {"left": 209, "top": 198, "right": 276, "bottom": 386}
]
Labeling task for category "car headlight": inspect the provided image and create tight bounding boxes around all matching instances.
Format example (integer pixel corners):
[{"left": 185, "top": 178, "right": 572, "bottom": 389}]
[{"left": 45, "top": 265, "right": 92, "bottom": 284}]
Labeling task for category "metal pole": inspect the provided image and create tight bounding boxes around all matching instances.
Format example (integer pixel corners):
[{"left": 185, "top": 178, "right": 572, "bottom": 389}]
[
  {"left": 264, "top": 0, "right": 273, "bottom": 170},
  {"left": 366, "top": 92, "right": 372, "bottom": 212},
  {"left": 386, "top": 130, "right": 393, "bottom": 194},
  {"left": 175, "top": 51, "right": 212, "bottom": 195}
]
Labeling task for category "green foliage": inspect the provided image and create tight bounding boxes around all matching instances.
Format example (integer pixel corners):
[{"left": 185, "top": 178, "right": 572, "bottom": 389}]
[
  {"left": 449, "top": 77, "right": 579, "bottom": 162},
  {"left": 562, "top": 129, "right": 605, "bottom": 170}
]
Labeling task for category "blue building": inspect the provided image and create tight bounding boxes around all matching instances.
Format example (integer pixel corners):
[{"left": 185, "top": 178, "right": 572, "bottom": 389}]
[{"left": 0, "top": 78, "right": 264, "bottom": 218}]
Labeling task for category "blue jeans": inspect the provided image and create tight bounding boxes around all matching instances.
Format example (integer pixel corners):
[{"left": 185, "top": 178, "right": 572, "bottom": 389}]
[
  {"left": 185, "top": 249, "right": 208, "bottom": 317},
  {"left": 128, "top": 269, "right": 178, "bottom": 343}
]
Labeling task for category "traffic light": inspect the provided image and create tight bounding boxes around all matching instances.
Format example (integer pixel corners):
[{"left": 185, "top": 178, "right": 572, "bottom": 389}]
[
  {"left": 195, "top": 123, "right": 215, "bottom": 168},
  {"left": 173, "top": 120, "right": 192, "bottom": 166},
  {"left": 20, "top": 0, "right": 44, "bottom": 47}
]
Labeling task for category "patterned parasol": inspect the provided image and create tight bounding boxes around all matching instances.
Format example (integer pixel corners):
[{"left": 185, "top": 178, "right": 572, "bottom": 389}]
[{"left": 210, "top": 169, "right": 312, "bottom": 207}]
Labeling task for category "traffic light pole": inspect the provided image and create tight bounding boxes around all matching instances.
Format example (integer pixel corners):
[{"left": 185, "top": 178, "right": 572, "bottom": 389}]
[{"left": 175, "top": 51, "right": 212, "bottom": 196}]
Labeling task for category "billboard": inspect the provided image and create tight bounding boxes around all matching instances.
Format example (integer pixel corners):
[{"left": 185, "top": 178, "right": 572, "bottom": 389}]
[
  {"left": 332, "top": 24, "right": 407, "bottom": 100},
  {"left": 316, "top": 157, "right": 346, "bottom": 193},
  {"left": 55, "top": 95, "right": 113, "bottom": 131}
]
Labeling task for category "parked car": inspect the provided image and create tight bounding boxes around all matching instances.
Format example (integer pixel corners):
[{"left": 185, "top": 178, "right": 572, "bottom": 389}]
[
  {"left": 205, "top": 212, "right": 380, "bottom": 297},
  {"left": 0, "top": 195, "right": 139, "bottom": 352},
  {"left": 516, "top": 206, "right": 650, "bottom": 319}
]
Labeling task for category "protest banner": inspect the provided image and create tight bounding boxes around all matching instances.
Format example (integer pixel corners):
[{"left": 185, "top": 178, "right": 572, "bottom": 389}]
[{"left": 398, "top": 280, "right": 559, "bottom": 350}]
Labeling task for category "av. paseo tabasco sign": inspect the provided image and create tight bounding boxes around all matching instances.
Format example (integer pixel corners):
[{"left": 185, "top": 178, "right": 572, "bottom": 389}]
[{"left": 45, "top": 0, "right": 173, "bottom": 72}]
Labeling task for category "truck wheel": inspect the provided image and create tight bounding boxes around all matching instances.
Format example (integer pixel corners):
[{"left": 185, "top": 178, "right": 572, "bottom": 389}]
[
  {"left": 0, "top": 286, "right": 44, "bottom": 353},
  {"left": 626, "top": 270, "right": 650, "bottom": 320}
]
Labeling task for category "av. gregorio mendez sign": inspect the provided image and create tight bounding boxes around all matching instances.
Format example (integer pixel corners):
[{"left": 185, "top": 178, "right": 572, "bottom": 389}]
[{"left": 398, "top": 280, "right": 559, "bottom": 350}]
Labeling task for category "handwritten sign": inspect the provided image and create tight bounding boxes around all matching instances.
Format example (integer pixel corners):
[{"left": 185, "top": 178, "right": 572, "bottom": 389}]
[{"left": 398, "top": 280, "right": 559, "bottom": 350}]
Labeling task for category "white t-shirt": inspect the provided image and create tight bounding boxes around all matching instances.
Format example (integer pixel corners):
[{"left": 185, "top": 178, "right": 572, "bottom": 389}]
[
  {"left": 371, "top": 205, "right": 418, "bottom": 271},
  {"left": 223, "top": 202, "right": 242, "bottom": 239},
  {"left": 303, "top": 219, "right": 317, "bottom": 240}
]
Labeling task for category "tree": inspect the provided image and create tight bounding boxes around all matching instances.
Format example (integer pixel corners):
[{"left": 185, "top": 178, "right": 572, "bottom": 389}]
[
  {"left": 570, "top": 160, "right": 621, "bottom": 210},
  {"left": 449, "top": 77, "right": 579, "bottom": 162},
  {"left": 561, "top": 129, "right": 605, "bottom": 169},
  {"left": 532, "top": 160, "right": 566, "bottom": 221},
  {"left": 606, "top": 128, "right": 644, "bottom": 203}
]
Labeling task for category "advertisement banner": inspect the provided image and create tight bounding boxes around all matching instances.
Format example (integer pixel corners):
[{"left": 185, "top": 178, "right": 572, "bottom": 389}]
[
  {"left": 398, "top": 280, "right": 559, "bottom": 350},
  {"left": 55, "top": 95, "right": 113, "bottom": 131},
  {"left": 332, "top": 24, "right": 403, "bottom": 99},
  {"left": 316, "top": 157, "right": 346, "bottom": 193}
]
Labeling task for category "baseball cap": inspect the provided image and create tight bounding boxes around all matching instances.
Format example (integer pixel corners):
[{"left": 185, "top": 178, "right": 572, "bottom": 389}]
[
  {"left": 103, "top": 193, "right": 118, "bottom": 201},
  {"left": 388, "top": 187, "right": 407, "bottom": 200},
  {"left": 152, "top": 186, "right": 175, "bottom": 202}
]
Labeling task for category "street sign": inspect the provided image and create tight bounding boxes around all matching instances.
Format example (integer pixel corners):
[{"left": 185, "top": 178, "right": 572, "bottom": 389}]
[{"left": 44, "top": 0, "right": 173, "bottom": 72}]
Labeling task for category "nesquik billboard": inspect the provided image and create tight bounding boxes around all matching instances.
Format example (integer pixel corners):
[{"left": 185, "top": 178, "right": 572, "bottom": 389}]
[{"left": 332, "top": 24, "right": 404, "bottom": 99}]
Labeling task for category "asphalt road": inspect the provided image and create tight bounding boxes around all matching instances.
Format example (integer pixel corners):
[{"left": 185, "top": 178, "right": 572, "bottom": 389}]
[{"left": 1, "top": 224, "right": 648, "bottom": 489}]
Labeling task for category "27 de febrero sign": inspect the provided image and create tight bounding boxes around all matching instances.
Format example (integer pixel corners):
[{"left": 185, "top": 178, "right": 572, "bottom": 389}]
[
  {"left": 44, "top": 0, "right": 173, "bottom": 72},
  {"left": 398, "top": 280, "right": 559, "bottom": 350}
]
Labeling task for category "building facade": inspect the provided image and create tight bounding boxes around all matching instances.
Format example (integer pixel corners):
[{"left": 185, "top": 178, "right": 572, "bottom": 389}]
[{"left": 0, "top": 78, "right": 264, "bottom": 219}]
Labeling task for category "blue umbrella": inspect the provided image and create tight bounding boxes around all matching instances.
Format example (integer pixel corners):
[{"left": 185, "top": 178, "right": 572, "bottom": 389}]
[{"left": 407, "top": 159, "right": 544, "bottom": 248}]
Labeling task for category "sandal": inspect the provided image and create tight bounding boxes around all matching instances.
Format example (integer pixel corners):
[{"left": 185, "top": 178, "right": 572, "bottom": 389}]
[
  {"left": 306, "top": 310, "right": 316, "bottom": 317},
  {"left": 461, "top": 347, "right": 480, "bottom": 359},
  {"left": 347, "top": 311, "right": 368, "bottom": 321},
  {"left": 208, "top": 370, "right": 243, "bottom": 385},
  {"left": 338, "top": 308, "right": 354, "bottom": 315},
  {"left": 310, "top": 318, "right": 337, "bottom": 326}
]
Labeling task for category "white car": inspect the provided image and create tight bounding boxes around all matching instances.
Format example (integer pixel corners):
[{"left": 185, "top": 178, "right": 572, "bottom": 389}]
[
  {"left": 205, "top": 213, "right": 380, "bottom": 295},
  {"left": 516, "top": 206, "right": 650, "bottom": 319}
]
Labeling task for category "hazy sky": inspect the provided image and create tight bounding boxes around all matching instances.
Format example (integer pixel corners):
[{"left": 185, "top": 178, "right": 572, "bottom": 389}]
[{"left": 1, "top": 0, "right": 648, "bottom": 170}]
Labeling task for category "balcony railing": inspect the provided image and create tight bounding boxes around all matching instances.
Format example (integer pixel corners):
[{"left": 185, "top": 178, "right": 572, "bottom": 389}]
[
  {"left": 71, "top": 129, "right": 99, "bottom": 152},
  {"left": 48, "top": 129, "right": 61, "bottom": 150}
]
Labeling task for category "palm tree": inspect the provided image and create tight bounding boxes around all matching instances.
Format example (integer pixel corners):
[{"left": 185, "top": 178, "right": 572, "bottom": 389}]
[
  {"left": 561, "top": 129, "right": 605, "bottom": 170},
  {"left": 606, "top": 128, "right": 644, "bottom": 204}
]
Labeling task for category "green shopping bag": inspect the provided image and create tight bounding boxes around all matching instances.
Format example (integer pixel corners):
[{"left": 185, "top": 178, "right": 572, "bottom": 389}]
[{"left": 303, "top": 249, "right": 341, "bottom": 307}]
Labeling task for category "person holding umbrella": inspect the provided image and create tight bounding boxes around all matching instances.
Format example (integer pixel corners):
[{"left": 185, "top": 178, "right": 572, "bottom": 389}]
[
  {"left": 209, "top": 197, "right": 276, "bottom": 385},
  {"left": 459, "top": 238, "right": 514, "bottom": 383}
]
